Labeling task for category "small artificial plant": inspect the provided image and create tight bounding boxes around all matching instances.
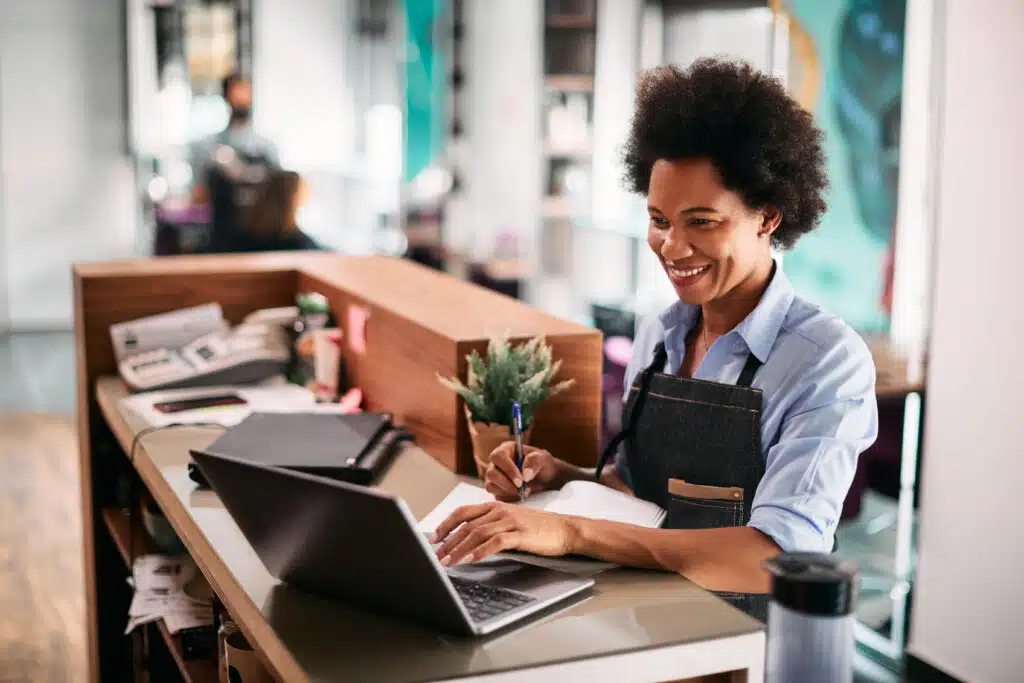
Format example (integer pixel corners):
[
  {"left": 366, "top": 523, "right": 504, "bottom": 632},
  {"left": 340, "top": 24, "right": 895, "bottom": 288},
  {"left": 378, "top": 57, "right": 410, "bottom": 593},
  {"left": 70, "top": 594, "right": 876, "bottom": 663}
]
[{"left": 437, "top": 335, "right": 575, "bottom": 431}]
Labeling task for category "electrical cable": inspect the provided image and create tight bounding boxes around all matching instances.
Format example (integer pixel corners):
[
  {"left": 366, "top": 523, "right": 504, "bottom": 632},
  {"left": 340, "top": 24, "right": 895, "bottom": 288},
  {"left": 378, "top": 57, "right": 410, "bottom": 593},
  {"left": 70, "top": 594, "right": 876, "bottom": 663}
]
[{"left": 125, "top": 421, "right": 227, "bottom": 682}]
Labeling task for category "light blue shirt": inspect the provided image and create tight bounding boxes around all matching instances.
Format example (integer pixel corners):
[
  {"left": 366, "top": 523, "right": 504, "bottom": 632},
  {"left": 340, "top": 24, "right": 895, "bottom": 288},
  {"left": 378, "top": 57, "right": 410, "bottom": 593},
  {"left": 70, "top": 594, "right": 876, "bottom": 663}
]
[{"left": 618, "top": 265, "right": 878, "bottom": 553}]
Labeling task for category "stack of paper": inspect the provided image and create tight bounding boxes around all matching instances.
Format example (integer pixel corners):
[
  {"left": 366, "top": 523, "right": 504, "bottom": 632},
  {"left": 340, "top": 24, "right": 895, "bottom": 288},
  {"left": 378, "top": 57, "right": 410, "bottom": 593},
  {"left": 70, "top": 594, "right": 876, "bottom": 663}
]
[
  {"left": 125, "top": 555, "right": 214, "bottom": 635},
  {"left": 119, "top": 381, "right": 320, "bottom": 429},
  {"left": 417, "top": 481, "right": 667, "bottom": 574},
  {"left": 417, "top": 481, "right": 666, "bottom": 535}
]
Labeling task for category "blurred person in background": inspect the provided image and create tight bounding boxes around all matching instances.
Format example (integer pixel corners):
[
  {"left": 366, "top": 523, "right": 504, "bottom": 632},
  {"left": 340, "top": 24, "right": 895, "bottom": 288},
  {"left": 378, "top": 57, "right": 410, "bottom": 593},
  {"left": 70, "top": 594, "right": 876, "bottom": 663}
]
[
  {"left": 190, "top": 73, "right": 280, "bottom": 252},
  {"left": 223, "top": 170, "right": 322, "bottom": 253}
]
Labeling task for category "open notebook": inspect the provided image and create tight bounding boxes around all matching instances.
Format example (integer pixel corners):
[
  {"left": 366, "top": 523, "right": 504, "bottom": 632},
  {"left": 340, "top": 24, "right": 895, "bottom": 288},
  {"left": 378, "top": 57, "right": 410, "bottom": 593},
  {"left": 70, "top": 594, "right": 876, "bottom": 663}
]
[{"left": 417, "top": 481, "right": 666, "bottom": 575}]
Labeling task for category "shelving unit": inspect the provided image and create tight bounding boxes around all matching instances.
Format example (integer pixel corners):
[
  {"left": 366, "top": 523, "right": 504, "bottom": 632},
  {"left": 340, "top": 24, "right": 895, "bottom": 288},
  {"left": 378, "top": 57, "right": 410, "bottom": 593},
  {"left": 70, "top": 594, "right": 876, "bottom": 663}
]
[
  {"left": 544, "top": 74, "right": 594, "bottom": 92},
  {"left": 101, "top": 508, "right": 219, "bottom": 683},
  {"left": 546, "top": 13, "right": 596, "bottom": 29},
  {"left": 534, "top": 0, "right": 599, "bottom": 323}
]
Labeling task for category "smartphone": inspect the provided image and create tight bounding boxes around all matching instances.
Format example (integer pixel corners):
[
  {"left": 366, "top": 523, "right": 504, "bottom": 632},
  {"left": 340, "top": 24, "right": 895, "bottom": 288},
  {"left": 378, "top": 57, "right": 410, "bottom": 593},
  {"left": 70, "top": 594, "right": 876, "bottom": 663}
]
[{"left": 152, "top": 394, "right": 247, "bottom": 414}]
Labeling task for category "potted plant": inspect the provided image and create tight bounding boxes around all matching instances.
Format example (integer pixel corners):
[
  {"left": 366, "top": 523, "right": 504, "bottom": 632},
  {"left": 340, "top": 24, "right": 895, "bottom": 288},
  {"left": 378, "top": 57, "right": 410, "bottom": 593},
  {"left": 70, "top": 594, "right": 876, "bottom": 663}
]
[{"left": 438, "top": 335, "right": 575, "bottom": 477}]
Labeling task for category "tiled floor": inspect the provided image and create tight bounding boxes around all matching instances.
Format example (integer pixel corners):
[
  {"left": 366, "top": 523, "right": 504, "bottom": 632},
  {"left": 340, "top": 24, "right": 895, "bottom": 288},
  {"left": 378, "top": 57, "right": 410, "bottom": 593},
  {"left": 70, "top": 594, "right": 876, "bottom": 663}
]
[
  {"left": 0, "top": 331, "right": 918, "bottom": 683},
  {"left": 837, "top": 490, "right": 916, "bottom": 631}
]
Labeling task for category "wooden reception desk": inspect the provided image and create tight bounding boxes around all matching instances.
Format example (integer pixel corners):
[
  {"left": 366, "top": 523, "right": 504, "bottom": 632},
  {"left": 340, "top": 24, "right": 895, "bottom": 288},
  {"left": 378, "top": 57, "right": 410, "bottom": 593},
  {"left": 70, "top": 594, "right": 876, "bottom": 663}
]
[{"left": 74, "top": 253, "right": 764, "bottom": 683}]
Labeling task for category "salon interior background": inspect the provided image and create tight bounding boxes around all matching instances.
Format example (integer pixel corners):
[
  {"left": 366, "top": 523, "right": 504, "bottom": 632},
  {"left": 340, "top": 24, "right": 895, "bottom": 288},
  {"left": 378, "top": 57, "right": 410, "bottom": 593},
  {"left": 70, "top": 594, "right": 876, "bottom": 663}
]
[{"left": 1, "top": 1, "right": 1022, "bottom": 683}]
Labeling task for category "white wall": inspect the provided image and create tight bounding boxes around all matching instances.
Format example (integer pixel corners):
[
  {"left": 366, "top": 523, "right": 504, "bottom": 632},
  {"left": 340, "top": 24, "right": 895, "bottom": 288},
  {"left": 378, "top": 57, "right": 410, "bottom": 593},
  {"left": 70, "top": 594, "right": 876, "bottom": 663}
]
[
  {"left": 252, "top": 0, "right": 356, "bottom": 172},
  {"left": 573, "top": 0, "right": 643, "bottom": 313},
  {"left": 0, "top": 0, "right": 137, "bottom": 329},
  {"left": 632, "top": 4, "right": 781, "bottom": 320},
  {"left": 0, "top": 106, "right": 8, "bottom": 333},
  {"left": 907, "top": 2, "right": 1024, "bottom": 681},
  {"left": 252, "top": 0, "right": 401, "bottom": 253},
  {"left": 456, "top": 0, "right": 543, "bottom": 262}
]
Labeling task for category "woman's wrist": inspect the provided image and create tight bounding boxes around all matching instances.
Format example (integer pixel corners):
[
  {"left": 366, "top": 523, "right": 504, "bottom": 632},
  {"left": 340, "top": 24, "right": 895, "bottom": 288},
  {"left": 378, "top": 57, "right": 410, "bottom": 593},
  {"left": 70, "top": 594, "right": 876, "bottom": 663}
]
[
  {"left": 550, "top": 459, "right": 590, "bottom": 488},
  {"left": 563, "top": 515, "right": 590, "bottom": 556}
]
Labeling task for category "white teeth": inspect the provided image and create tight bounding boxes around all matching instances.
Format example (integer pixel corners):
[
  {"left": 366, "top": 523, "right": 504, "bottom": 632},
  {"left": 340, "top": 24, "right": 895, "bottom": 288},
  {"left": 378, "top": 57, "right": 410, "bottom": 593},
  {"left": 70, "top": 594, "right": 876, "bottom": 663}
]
[{"left": 669, "top": 265, "right": 710, "bottom": 278}]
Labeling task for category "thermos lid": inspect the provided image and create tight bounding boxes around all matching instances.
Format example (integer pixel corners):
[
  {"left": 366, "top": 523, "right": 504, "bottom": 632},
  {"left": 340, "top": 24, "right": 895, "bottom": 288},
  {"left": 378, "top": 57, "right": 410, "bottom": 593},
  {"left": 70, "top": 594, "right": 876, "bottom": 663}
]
[{"left": 764, "top": 553, "right": 859, "bottom": 617}]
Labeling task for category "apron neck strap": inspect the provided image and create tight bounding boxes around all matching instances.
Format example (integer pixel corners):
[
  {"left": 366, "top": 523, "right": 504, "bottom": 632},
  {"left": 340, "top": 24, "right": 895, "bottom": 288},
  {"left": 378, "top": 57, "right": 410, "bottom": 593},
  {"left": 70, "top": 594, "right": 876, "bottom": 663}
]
[
  {"left": 736, "top": 353, "right": 763, "bottom": 388},
  {"left": 595, "top": 343, "right": 667, "bottom": 479}
]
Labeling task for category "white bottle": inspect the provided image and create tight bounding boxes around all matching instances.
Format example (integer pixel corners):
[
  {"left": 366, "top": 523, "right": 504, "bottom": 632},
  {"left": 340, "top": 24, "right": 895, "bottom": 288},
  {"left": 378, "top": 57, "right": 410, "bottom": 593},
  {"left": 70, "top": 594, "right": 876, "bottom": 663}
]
[{"left": 764, "top": 553, "right": 859, "bottom": 683}]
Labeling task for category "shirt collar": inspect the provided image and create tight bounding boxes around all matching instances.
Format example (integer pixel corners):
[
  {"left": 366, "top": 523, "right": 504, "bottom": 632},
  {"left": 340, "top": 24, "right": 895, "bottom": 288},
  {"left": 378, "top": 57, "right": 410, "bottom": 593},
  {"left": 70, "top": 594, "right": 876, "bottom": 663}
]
[
  {"left": 657, "top": 261, "right": 795, "bottom": 363},
  {"left": 734, "top": 264, "right": 795, "bottom": 362}
]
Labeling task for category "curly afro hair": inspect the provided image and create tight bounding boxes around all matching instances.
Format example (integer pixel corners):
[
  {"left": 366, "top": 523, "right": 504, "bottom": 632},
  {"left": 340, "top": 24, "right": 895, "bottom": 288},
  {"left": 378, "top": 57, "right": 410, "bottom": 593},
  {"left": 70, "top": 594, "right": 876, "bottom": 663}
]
[{"left": 623, "top": 58, "right": 828, "bottom": 250}]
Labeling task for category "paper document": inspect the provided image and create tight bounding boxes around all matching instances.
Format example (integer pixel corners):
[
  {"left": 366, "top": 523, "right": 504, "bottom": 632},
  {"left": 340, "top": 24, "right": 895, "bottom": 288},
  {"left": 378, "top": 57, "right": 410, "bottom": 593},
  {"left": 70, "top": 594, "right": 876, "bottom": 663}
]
[
  {"left": 119, "top": 380, "right": 325, "bottom": 429},
  {"left": 418, "top": 481, "right": 666, "bottom": 535},
  {"left": 125, "top": 555, "right": 214, "bottom": 635},
  {"left": 418, "top": 481, "right": 666, "bottom": 574},
  {"left": 417, "top": 483, "right": 494, "bottom": 533}
]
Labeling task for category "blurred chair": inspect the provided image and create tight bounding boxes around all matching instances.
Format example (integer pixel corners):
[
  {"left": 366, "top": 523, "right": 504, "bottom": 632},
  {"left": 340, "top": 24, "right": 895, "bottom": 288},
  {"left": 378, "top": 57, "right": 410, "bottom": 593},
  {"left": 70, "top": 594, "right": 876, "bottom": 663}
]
[
  {"left": 839, "top": 344, "right": 929, "bottom": 520},
  {"left": 468, "top": 259, "right": 528, "bottom": 300},
  {"left": 601, "top": 336, "right": 633, "bottom": 453}
]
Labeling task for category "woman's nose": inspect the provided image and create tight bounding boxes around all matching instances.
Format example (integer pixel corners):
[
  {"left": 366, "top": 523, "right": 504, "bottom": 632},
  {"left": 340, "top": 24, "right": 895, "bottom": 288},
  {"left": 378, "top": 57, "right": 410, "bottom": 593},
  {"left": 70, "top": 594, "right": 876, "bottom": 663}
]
[{"left": 661, "top": 227, "right": 695, "bottom": 261}]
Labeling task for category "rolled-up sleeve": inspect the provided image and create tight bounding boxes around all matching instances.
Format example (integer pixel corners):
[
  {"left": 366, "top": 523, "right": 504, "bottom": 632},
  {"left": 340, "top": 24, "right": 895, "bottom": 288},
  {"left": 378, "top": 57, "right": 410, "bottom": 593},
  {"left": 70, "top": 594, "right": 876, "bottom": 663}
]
[{"left": 748, "top": 340, "right": 878, "bottom": 553}]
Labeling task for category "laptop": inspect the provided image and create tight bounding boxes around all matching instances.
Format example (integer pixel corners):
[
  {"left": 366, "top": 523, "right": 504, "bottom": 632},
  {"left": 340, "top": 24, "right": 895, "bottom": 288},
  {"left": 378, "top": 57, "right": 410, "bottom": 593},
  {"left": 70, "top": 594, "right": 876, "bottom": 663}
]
[{"left": 190, "top": 448, "right": 595, "bottom": 636}]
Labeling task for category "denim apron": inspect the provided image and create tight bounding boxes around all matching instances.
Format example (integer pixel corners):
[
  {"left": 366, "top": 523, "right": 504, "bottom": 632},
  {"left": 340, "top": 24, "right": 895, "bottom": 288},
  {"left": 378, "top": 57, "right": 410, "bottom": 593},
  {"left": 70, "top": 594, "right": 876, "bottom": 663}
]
[{"left": 597, "top": 340, "right": 769, "bottom": 621}]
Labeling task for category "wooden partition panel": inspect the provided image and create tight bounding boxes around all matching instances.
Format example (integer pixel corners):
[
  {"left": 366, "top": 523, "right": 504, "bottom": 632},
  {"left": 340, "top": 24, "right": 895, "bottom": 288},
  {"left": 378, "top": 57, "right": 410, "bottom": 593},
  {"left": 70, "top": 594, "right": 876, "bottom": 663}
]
[
  {"left": 74, "top": 253, "right": 309, "bottom": 683},
  {"left": 298, "top": 256, "right": 602, "bottom": 473},
  {"left": 74, "top": 252, "right": 602, "bottom": 681}
]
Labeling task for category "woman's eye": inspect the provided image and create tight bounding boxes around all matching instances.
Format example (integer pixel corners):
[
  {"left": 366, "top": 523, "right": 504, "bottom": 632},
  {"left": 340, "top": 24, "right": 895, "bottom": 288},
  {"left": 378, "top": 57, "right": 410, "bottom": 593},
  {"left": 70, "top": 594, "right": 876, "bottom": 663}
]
[
  {"left": 690, "top": 218, "right": 715, "bottom": 228},
  {"left": 649, "top": 215, "right": 670, "bottom": 227}
]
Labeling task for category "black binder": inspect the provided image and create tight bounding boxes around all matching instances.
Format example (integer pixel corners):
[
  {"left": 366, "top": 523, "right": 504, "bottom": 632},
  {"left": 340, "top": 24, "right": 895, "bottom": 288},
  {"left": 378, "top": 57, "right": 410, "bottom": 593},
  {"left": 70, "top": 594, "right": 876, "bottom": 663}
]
[{"left": 188, "top": 412, "right": 412, "bottom": 487}]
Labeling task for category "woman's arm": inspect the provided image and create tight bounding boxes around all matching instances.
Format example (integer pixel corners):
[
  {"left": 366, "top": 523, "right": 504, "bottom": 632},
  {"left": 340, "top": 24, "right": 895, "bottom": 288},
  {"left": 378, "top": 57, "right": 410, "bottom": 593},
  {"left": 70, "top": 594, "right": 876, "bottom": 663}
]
[
  {"left": 432, "top": 503, "right": 780, "bottom": 593},
  {"left": 551, "top": 458, "right": 633, "bottom": 494},
  {"left": 568, "top": 518, "right": 781, "bottom": 592}
]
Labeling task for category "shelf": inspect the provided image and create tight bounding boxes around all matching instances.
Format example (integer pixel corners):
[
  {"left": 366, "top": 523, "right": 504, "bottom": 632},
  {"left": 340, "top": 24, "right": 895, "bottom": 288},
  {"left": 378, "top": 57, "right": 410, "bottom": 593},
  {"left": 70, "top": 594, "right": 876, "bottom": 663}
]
[
  {"left": 545, "top": 75, "right": 594, "bottom": 92},
  {"left": 102, "top": 509, "right": 219, "bottom": 683},
  {"left": 546, "top": 15, "right": 596, "bottom": 29},
  {"left": 102, "top": 507, "right": 152, "bottom": 561}
]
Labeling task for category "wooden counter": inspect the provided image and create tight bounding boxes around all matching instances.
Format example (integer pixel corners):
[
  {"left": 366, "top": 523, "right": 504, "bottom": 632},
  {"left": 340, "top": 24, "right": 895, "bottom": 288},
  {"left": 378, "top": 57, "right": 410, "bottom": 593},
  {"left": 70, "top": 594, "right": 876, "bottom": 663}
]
[
  {"left": 73, "top": 253, "right": 763, "bottom": 683},
  {"left": 91, "top": 377, "right": 764, "bottom": 683}
]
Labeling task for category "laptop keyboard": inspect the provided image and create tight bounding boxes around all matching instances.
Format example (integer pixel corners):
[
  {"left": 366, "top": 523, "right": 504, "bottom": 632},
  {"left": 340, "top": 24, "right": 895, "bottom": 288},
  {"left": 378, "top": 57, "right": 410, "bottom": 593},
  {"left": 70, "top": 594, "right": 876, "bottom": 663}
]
[{"left": 449, "top": 576, "right": 536, "bottom": 622}]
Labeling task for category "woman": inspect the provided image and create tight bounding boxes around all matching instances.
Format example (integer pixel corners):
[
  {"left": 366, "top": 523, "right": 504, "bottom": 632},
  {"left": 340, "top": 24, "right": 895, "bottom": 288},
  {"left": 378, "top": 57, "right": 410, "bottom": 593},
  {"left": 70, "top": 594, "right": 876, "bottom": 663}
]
[
  {"left": 230, "top": 170, "right": 322, "bottom": 253},
  {"left": 430, "top": 58, "right": 878, "bottom": 620}
]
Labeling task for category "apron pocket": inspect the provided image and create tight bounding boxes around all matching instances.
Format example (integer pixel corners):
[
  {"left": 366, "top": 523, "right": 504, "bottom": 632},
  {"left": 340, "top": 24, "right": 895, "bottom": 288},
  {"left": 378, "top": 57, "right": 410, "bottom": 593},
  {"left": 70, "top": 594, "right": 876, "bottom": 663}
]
[
  {"left": 666, "top": 494, "right": 744, "bottom": 529},
  {"left": 665, "top": 479, "right": 745, "bottom": 529}
]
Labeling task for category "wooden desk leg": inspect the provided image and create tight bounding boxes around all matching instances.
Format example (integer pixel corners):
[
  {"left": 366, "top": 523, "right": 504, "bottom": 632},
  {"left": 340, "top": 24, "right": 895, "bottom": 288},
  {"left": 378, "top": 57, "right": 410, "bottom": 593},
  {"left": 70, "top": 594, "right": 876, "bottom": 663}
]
[{"left": 82, "top": 425, "right": 136, "bottom": 682}]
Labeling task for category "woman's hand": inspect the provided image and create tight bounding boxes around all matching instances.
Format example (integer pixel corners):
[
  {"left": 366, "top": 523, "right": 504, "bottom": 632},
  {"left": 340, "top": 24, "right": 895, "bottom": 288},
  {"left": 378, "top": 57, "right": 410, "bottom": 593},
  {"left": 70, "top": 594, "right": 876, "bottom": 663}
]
[
  {"left": 484, "top": 443, "right": 561, "bottom": 501},
  {"left": 430, "top": 502, "right": 577, "bottom": 566}
]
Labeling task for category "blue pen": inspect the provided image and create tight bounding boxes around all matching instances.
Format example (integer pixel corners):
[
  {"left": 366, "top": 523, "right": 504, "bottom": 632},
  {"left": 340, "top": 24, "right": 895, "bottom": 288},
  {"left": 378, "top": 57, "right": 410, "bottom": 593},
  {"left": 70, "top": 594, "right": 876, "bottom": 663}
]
[{"left": 511, "top": 402, "right": 526, "bottom": 500}]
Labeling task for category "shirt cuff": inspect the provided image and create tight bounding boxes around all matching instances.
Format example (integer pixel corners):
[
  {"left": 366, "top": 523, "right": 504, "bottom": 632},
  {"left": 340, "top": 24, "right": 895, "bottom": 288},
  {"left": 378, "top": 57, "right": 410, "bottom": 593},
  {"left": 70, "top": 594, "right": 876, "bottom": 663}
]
[{"left": 748, "top": 504, "right": 834, "bottom": 554}]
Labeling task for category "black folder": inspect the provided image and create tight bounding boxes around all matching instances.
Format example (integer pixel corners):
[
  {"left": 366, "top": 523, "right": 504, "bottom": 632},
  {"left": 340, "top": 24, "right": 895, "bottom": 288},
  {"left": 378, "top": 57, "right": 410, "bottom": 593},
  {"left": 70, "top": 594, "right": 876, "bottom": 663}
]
[{"left": 190, "top": 412, "right": 412, "bottom": 486}]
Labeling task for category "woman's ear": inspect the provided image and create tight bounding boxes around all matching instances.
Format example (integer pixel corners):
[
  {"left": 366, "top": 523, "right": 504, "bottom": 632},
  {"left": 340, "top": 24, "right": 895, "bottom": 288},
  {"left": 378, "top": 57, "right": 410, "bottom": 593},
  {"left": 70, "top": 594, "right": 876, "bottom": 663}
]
[{"left": 758, "top": 206, "right": 783, "bottom": 238}]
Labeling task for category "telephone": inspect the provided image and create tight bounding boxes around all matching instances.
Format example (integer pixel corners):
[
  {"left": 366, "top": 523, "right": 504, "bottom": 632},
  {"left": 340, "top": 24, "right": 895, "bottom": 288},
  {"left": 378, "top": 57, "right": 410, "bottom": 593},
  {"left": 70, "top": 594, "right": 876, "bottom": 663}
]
[{"left": 119, "top": 322, "right": 291, "bottom": 393}]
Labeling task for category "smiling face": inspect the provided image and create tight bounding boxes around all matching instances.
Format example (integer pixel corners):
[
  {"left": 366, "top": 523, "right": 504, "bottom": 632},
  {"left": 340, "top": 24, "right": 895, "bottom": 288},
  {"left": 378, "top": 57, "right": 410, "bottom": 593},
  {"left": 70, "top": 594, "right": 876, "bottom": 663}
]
[{"left": 647, "top": 158, "right": 779, "bottom": 306}]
